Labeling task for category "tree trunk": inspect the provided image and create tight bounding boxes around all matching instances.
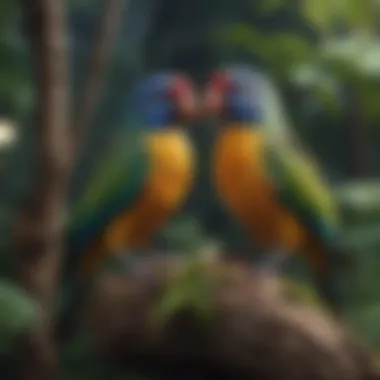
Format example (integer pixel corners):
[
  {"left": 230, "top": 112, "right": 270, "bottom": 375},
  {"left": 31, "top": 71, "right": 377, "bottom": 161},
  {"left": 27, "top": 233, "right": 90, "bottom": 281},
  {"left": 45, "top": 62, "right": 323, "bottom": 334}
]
[
  {"left": 13, "top": 0, "right": 129, "bottom": 376},
  {"left": 14, "top": 0, "right": 70, "bottom": 378}
]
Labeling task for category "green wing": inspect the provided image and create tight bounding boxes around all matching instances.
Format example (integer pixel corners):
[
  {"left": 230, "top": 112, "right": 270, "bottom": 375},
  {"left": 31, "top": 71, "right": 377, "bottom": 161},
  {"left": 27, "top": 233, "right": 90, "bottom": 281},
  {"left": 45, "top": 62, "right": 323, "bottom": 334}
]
[
  {"left": 66, "top": 132, "right": 150, "bottom": 271},
  {"left": 265, "top": 141, "right": 341, "bottom": 245}
]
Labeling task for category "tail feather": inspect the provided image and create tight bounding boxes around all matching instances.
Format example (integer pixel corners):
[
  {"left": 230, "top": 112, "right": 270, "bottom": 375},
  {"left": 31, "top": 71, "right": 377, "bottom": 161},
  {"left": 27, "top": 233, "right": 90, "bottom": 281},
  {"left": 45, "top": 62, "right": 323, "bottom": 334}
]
[{"left": 307, "top": 243, "right": 351, "bottom": 317}]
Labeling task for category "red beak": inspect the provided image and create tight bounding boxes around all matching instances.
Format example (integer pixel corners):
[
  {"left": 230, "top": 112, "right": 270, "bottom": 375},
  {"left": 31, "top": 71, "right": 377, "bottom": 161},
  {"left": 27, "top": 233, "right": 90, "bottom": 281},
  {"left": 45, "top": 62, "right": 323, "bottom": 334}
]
[
  {"left": 203, "top": 72, "right": 227, "bottom": 117},
  {"left": 171, "top": 76, "right": 198, "bottom": 121}
]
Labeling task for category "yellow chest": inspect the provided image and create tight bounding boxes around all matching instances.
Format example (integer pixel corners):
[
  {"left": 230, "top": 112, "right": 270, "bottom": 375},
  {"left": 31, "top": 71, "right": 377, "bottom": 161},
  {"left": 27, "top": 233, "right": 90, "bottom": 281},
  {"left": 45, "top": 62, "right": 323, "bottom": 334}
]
[
  {"left": 105, "top": 130, "right": 195, "bottom": 248},
  {"left": 213, "top": 128, "right": 271, "bottom": 218},
  {"left": 143, "top": 130, "right": 195, "bottom": 206},
  {"left": 213, "top": 127, "right": 303, "bottom": 247}
]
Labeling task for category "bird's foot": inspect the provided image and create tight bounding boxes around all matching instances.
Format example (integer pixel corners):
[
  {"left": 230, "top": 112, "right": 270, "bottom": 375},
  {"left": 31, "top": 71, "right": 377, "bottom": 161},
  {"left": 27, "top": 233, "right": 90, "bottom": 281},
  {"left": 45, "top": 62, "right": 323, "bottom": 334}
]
[
  {"left": 108, "top": 251, "right": 159, "bottom": 287},
  {"left": 253, "top": 248, "right": 289, "bottom": 275},
  {"left": 108, "top": 251, "right": 141, "bottom": 273}
]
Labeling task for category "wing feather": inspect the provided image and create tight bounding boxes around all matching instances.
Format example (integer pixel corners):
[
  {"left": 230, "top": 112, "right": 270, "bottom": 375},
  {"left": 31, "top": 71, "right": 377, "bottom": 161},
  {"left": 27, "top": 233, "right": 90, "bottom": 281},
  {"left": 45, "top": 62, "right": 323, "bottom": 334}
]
[
  {"left": 67, "top": 133, "right": 150, "bottom": 258},
  {"left": 265, "top": 141, "right": 340, "bottom": 245}
]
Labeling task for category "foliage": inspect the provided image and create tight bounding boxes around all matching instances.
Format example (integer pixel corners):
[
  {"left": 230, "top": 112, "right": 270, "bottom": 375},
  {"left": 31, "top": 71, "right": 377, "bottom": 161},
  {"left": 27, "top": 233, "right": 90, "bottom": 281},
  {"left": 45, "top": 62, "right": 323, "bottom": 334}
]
[
  {"left": 217, "top": 25, "right": 314, "bottom": 78},
  {"left": 159, "top": 216, "right": 208, "bottom": 254},
  {"left": 154, "top": 255, "right": 216, "bottom": 326},
  {"left": 301, "top": 0, "right": 378, "bottom": 33},
  {"left": 281, "top": 276, "right": 326, "bottom": 308},
  {"left": 216, "top": 0, "right": 380, "bottom": 128},
  {"left": 0, "top": 0, "right": 379, "bottom": 377},
  {"left": 0, "top": 0, "right": 33, "bottom": 119},
  {"left": 0, "top": 280, "right": 39, "bottom": 354}
]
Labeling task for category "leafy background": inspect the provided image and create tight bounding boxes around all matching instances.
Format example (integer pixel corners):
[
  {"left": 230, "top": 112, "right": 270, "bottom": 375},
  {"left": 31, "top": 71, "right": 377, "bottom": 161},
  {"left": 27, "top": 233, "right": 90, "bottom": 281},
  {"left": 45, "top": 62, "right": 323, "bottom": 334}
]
[{"left": 1, "top": 0, "right": 380, "bottom": 376}]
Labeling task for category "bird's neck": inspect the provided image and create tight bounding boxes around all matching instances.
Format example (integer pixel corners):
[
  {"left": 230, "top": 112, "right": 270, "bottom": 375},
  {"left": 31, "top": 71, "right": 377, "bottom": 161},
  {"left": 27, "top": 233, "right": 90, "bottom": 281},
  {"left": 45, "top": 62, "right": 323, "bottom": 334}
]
[
  {"left": 144, "top": 126, "right": 183, "bottom": 136},
  {"left": 222, "top": 121, "right": 261, "bottom": 130}
]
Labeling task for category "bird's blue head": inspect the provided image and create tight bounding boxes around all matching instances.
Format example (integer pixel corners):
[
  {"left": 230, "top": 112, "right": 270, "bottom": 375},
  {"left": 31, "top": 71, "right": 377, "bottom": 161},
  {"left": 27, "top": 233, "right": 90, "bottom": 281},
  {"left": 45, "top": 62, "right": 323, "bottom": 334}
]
[
  {"left": 203, "top": 65, "right": 264, "bottom": 124},
  {"left": 131, "top": 72, "right": 197, "bottom": 128}
]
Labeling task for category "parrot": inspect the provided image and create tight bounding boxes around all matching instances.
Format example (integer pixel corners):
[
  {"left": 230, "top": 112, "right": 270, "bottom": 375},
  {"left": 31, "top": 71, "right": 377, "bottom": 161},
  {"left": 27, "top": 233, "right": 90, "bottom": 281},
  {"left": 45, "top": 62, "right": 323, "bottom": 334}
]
[
  {"left": 202, "top": 65, "right": 348, "bottom": 316},
  {"left": 58, "top": 72, "right": 197, "bottom": 338}
]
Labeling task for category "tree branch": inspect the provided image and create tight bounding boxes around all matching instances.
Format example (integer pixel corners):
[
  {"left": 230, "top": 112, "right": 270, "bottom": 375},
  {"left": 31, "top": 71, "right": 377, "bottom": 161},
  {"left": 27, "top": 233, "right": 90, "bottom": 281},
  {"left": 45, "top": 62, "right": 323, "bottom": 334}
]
[
  {"left": 14, "top": 0, "right": 129, "bottom": 377},
  {"left": 73, "top": 0, "right": 128, "bottom": 143},
  {"left": 86, "top": 257, "right": 380, "bottom": 380},
  {"left": 14, "top": 0, "right": 70, "bottom": 378}
]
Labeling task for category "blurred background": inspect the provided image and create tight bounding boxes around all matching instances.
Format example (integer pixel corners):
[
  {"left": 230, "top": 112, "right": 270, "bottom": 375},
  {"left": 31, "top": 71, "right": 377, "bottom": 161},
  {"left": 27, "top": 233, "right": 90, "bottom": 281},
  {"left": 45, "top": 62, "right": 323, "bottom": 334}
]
[{"left": 1, "top": 0, "right": 380, "bottom": 369}]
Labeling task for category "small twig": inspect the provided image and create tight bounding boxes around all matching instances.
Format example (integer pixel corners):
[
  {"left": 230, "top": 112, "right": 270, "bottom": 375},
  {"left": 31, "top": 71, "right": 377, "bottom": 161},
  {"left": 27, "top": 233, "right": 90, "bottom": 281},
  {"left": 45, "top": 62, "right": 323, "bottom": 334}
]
[{"left": 73, "top": 0, "right": 128, "bottom": 144}]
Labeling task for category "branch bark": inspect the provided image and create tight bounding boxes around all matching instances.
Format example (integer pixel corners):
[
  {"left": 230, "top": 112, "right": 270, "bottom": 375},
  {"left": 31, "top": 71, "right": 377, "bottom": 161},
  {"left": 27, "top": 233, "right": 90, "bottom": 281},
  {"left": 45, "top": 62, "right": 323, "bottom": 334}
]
[
  {"left": 56, "top": 0, "right": 127, "bottom": 342},
  {"left": 86, "top": 257, "right": 380, "bottom": 380},
  {"left": 14, "top": 0, "right": 70, "bottom": 379},
  {"left": 14, "top": 0, "right": 128, "bottom": 378},
  {"left": 73, "top": 0, "right": 127, "bottom": 143}
]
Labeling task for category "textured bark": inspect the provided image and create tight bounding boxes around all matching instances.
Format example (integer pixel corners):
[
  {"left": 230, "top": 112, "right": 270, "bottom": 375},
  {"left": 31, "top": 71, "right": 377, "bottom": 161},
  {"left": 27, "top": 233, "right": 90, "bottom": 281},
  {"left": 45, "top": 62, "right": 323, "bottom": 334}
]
[
  {"left": 14, "top": 0, "right": 129, "bottom": 377},
  {"left": 14, "top": 0, "right": 69, "bottom": 378},
  {"left": 86, "top": 256, "right": 380, "bottom": 380}
]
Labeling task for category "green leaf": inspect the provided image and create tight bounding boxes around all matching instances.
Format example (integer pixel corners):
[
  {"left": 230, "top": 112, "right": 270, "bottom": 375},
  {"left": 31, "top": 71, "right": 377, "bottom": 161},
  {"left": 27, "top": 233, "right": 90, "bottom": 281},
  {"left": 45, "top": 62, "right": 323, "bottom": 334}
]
[
  {"left": 216, "top": 24, "right": 314, "bottom": 76},
  {"left": 301, "top": 0, "right": 334, "bottom": 34},
  {"left": 154, "top": 256, "right": 216, "bottom": 326},
  {"left": 281, "top": 276, "right": 326, "bottom": 308},
  {"left": 336, "top": 0, "right": 376, "bottom": 31},
  {"left": 336, "top": 182, "right": 380, "bottom": 214},
  {"left": 301, "top": 0, "right": 376, "bottom": 33},
  {"left": 320, "top": 35, "right": 380, "bottom": 82},
  {"left": 0, "top": 280, "right": 39, "bottom": 353},
  {"left": 259, "top": 0, "right": 285, "bottom": 14},
  {"left": 342, "top": 225, "right": 380, "bottom": 250},
  {"left": 216, "top": 23, "right": 265, "bottom": 56},
  {"left": 160, "top": 216, "right": 205, "bottom": 254},
  {"left": 349, "top": 304, "right": 380, "bottom": 348}
]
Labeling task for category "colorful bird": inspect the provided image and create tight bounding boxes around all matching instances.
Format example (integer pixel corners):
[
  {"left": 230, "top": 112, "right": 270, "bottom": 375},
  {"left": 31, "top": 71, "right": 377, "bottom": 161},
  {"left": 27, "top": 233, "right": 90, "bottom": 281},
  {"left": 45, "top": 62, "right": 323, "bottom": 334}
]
[
  {"left": 203, "top": 65, "right": 348, "bottom": 315},
  {"left": 58, "top": 73, "right": 197, "bottom": 334},
  {"left": 67, "top": 72, "right": 197, "bottom": 277}
]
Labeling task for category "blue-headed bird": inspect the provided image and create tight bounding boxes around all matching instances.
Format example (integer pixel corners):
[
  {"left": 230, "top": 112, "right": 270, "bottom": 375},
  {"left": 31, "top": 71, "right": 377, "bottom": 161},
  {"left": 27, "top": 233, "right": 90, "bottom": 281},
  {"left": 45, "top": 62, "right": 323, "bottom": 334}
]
[
  {"left": 202, "top": 65, "right": 348, "bottom": 316},
  {"left": 58, "top": 72, "right": 197, "bottom": 336}
]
